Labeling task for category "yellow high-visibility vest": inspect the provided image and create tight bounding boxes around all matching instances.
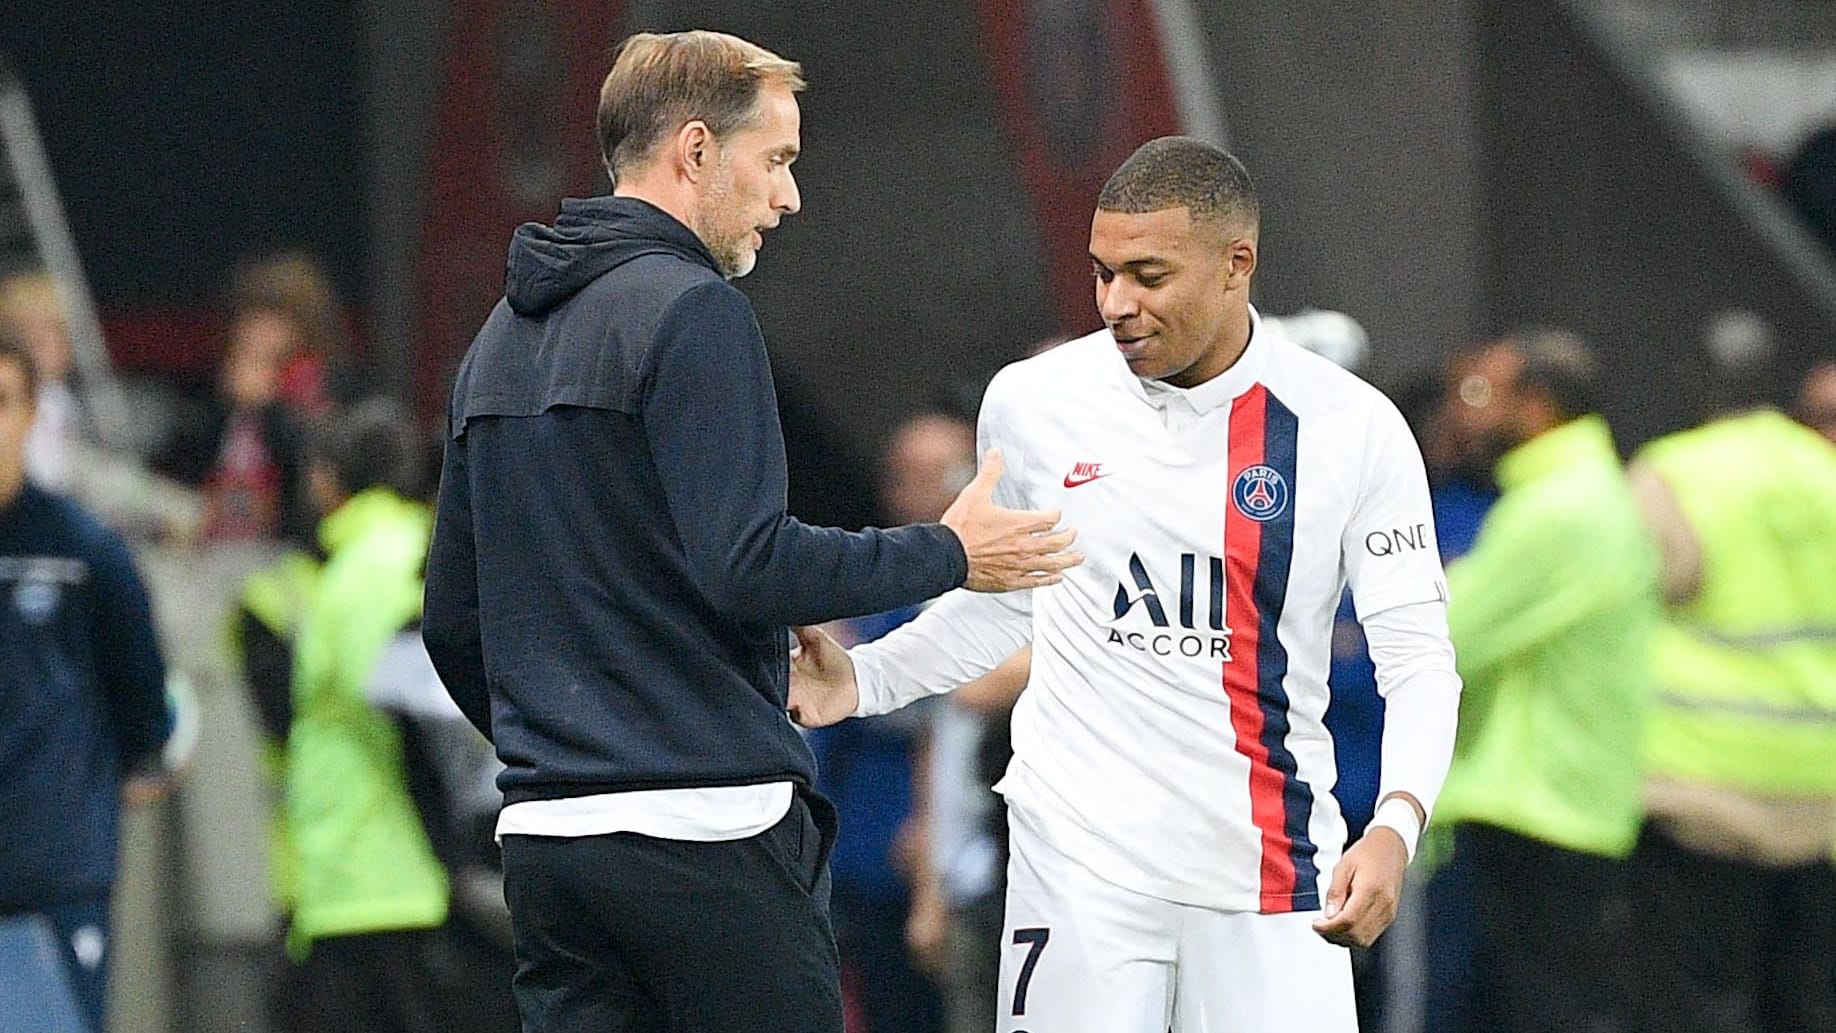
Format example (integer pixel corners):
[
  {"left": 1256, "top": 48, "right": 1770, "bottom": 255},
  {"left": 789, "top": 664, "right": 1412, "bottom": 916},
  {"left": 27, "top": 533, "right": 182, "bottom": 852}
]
[{"left": 1637, "top": 410, "right": 1836, "bottom": 795}]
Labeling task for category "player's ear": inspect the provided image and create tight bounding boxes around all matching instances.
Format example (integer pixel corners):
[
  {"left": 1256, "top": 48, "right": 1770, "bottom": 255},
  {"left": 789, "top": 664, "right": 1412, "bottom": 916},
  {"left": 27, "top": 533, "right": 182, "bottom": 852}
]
[
  {"left": 1226, "top": 234, "right": 1257, "bottom": 288},
  {"left": 675, "top": 120, "right": 713, "bottom": 182}
]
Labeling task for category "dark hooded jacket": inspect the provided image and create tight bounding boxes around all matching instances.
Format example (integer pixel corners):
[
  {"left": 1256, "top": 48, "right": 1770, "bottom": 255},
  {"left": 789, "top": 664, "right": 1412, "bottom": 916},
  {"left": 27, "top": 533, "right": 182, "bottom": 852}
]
[{"left": 422, "top": 196, "right": 966, "bottom": 803}]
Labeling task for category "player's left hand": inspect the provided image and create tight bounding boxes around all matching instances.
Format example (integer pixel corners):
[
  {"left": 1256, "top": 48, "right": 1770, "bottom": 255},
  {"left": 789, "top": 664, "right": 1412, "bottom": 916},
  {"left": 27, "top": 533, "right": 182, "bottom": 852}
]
[
  {"left": 1310, "top": 826, "right": 1408, "bottom": 949},
  {"left": 787, "top": 624, "right": 859, "bottom": 728}
]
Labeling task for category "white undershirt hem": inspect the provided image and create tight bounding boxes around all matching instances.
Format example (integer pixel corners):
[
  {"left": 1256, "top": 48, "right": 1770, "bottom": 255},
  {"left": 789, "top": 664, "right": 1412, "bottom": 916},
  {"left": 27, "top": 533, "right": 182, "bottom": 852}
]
[{"left": 495, "top": 781, "right": 793, "bottom": 842}]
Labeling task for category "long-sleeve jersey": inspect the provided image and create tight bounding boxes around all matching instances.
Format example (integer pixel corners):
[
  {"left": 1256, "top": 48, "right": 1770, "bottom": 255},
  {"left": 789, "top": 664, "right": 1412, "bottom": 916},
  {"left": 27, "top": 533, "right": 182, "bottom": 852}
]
[{"left": 852, "top": 315, "right": 1460, "bottom": 914}]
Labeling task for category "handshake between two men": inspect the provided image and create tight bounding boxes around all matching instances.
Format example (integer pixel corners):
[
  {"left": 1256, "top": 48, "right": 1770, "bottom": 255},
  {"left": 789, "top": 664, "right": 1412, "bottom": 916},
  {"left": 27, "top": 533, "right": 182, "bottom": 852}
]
[{"left": 786, "top": 449, "right": 1076, "bottom": 729}]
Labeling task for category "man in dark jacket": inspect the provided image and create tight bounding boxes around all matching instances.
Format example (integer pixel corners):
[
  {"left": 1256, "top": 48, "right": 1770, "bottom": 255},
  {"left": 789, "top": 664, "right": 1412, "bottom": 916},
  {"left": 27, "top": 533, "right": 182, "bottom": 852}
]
[
  {"left": 422, "top": 29, "right": 1077, "bottom": 1033},
  {"left": 0, "top": 337, "right": 175, "bottom": 1033}
]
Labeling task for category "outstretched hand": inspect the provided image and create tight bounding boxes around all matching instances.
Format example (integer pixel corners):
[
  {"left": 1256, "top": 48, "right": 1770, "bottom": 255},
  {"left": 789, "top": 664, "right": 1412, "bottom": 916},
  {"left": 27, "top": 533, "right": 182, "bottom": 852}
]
[
  {"left": 787, "top": 624, "right": 859, "bottom": 728},
  {"left": 942, "top": 451, "right": 1082, "bottom": 593},
  {"left": 1311, "top": 826, "right": 1409, "bottom": 948}
]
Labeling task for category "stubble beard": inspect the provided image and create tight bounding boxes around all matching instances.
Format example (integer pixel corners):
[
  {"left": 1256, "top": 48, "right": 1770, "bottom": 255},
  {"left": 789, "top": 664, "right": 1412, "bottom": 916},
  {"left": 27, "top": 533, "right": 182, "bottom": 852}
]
[{"left": 694, "top": 158, "right": 757, "bottom": 280}]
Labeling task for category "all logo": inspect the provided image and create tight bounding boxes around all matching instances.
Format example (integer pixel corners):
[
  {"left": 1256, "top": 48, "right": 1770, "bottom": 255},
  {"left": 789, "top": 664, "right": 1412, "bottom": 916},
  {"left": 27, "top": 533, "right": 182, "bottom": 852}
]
[
  {"left": 1107, "top": 552, "right": 1233, "bottom": 661},
  {"left": 1232, "top": 465, "right": 1289, "bottom": 522}
]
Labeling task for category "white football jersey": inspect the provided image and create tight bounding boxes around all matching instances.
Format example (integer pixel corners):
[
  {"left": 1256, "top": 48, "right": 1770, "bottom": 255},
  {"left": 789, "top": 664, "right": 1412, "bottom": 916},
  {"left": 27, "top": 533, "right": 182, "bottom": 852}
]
[{"left": 853, "top": 309, "right": 1447, "bottom": 913}]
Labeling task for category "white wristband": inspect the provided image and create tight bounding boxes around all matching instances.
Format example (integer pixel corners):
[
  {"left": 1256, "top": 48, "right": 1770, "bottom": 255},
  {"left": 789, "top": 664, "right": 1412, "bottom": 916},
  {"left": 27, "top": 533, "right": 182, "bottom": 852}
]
[{"left": 1368, "top": 796, "right": 1423, "bottom": 863}]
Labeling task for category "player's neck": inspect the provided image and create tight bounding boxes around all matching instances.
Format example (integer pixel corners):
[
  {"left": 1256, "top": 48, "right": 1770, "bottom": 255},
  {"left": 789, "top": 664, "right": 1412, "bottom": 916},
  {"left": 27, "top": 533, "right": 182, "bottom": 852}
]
[{"left": 1166, "top": 311, "right": 1252, "bottom": 389}]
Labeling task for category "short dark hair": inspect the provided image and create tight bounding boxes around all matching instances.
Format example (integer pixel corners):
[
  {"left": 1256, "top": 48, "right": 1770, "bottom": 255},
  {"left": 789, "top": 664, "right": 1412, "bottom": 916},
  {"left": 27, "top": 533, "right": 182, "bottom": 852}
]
[
  {"left": 1508, "top": 328, "right": 1598, "bottom": 421},
  {"left": 311, "top": 398, "right": 423, "bottom": 498},
  {"left": 1097, "top": 136, "right": 1259, "bottom": 233},
  {"left": 0, "top": 333, "right": 38, "bottom": 399}
]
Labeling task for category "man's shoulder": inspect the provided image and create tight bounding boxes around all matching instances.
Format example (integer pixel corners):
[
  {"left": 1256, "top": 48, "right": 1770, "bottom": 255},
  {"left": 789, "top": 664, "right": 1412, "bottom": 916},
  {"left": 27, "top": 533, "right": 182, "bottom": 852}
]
[
  {"left": 10, "top": 487, "right": 119, "bottom": 558},
  {"left": 582, "top": 250, "right": 731, "bottom": 311},
  {"left": 450, "top": 258, "right": 736, "bottom": 434},
  {"left": 0, "top": 488, "right": 131, "bottom": 593},
  {"left": 1489, "top": 460, "right": 1638, "bottom": 549},
  {"left": 543, "top": 255, "right": 751, "bottom": 357},
  {"left": 1262, "top": 333, "right": 1393, "bottom": 417},
  {"left": 486, "top": 250, "right": 731, "bottom": 343}
]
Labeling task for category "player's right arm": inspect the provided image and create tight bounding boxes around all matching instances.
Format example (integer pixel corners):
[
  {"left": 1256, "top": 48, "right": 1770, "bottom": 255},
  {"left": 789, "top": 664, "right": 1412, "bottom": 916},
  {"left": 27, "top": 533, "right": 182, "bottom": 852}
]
[
  {"left": 791, "top": 383, "right": 1039, "bottom": 726},
  {"left": 789, "top": 583, "right": 1033, "bottom": 728}
]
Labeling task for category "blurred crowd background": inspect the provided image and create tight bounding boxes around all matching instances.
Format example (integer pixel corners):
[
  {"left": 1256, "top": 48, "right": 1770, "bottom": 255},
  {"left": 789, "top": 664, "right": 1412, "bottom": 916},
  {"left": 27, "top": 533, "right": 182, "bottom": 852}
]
[{"left": 0, "top": 1, "right": 1833, "bottom": 1032}]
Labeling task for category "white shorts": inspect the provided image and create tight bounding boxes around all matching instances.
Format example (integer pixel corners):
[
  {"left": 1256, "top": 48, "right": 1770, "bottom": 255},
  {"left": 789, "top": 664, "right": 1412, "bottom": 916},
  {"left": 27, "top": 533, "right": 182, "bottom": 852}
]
[{"left": 997, "top": 822, "right": 1357, "bottom": 1033}]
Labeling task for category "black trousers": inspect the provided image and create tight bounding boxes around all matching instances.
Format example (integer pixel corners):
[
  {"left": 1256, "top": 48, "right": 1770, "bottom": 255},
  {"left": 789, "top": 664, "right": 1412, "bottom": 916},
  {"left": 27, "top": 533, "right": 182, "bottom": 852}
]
[
  {"left": 1629, "top": 824, "right": 1836, "bottom": 1033},
  {"left": 501, "top": 790, "right": 841, "bottom": 1033},
  {"left": 1461, "top": 822, "right": 1634, "bottom": 1033}
]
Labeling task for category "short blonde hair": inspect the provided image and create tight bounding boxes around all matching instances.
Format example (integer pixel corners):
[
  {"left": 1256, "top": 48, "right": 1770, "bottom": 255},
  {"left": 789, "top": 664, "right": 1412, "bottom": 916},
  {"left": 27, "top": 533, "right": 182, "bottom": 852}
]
[{"left": 597, "top": 31, "right": 805, "bottom": 181}]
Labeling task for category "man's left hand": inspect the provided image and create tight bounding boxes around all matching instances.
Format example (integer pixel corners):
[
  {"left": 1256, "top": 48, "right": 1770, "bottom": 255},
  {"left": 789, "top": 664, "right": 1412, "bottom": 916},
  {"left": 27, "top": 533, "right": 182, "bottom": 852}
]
[{"left": 1310, "top": 827, "right": 1408, "bottom": 948}]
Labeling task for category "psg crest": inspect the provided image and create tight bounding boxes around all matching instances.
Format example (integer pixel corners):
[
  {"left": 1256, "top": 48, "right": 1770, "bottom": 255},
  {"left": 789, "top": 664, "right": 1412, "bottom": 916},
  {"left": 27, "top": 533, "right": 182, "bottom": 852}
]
[{"left": 1231, "top": 465, "right": 1289, "bottom": 522}]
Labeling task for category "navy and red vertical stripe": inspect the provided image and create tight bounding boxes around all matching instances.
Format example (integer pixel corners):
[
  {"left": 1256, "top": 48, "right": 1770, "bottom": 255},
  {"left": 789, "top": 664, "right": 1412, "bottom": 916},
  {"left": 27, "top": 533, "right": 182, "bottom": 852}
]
[{"left": 1222, "top": 384, "right": 1321, "bottom": 913}]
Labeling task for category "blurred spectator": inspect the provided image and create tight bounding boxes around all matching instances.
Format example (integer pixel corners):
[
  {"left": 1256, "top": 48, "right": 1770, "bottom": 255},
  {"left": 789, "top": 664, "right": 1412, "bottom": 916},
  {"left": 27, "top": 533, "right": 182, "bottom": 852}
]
[
  {"left": 228, "top": 251, "right": 358, "bottom": 419},
  {"left": 162, "top": 265, "right": 324, "bottom": 543},
  {"left": 1413, "top": 347, "right": 1507, "bottom": 545},
  {"left": 275, "top": 400, "right": 513, "bottom": 1033},
  {"left": 0, "top": 270, "right": 87, "bottom": 486},
  {"left": 0, "top": 270, "right": 200, "bottom": 542},
  {"left": 1623, "top": 375, "right": 1836, "bottom": 1033},
  {"left": 0, "top": 335, "right": 178, "bottom": 1033},
  {"left": 230, "top": 517, "right": 321, "bottom": 1013},
  {"left": 810, "top": 410, "right": 975, "bottom": 1033},
  {"left": 881, "top": 413, "right": 978, "bottom": 534},
  {"left": 1794, "top": 359, "right": 1836, "bottom": 445},
  {"left": 1431, "top": 332, "right": 1660, "bottom": 1033}
]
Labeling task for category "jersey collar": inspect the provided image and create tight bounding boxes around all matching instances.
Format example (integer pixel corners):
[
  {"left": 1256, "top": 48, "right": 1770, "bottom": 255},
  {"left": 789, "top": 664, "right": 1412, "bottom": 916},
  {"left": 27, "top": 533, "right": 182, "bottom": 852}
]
[{"left": 1121, "top": 304, "right": 1271, "bottom": 414}]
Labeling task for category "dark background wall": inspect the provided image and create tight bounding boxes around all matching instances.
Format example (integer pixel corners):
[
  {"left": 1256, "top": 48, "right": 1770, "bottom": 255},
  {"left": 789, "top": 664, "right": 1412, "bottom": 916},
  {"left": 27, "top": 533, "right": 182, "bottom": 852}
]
[
  {"left": 0, "top": 5, "right": 362, "bottom": 343},
  {"left": 1196, "top": 1, "right": 1485, "bottom": 389}
]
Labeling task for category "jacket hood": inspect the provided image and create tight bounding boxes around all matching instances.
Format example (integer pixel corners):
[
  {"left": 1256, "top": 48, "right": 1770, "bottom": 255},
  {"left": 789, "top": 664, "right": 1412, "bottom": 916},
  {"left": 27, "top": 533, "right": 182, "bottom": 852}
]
[{"left": 505, "top": 196, "right": 719, "bottom": 316}]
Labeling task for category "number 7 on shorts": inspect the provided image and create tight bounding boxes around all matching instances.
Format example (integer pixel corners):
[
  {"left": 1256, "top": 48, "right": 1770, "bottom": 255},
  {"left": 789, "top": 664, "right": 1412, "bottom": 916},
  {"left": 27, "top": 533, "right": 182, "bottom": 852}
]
[{"left": 1011, "top": 927, "right": 1050, "bottom": 1016}]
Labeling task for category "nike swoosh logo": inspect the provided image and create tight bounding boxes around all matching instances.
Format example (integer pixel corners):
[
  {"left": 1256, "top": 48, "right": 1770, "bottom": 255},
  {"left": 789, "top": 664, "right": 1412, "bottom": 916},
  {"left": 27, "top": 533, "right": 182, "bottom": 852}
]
[{"left": 1063, "top": 472, "right": 1109, "bottom": 488}]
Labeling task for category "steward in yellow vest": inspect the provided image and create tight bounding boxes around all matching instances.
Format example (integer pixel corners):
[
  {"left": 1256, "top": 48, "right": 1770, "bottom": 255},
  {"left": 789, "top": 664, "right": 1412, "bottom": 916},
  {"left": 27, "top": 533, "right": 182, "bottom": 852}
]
[
  {"left": 1627, "top": 404, "right": 1836, "bottom": 1033},
  {"left": 1432, "top": 332, "right": 1659, "bottom": 1033}
]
